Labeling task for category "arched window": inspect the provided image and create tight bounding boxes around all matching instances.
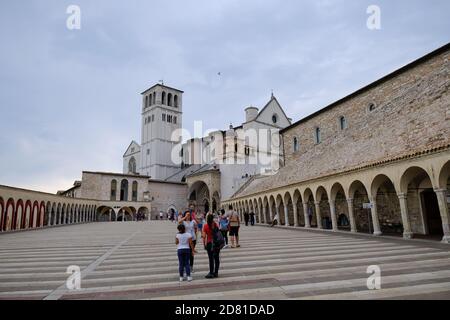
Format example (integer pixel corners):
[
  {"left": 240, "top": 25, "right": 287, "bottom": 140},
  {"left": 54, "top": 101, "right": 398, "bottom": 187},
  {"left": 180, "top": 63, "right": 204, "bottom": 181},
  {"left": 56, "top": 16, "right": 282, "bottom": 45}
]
[
  {"left": 132, "top": 181, "right": 138, "bottom": 201},
  {"left": 315, "top": 127, "right": 321, "bottom": 144},
  {"left": 168, "top": 93, "right": 173, "bottom": 106},
  {"left": 145, "top": 96, "right": 148, "bottom": 107},
  {"left": 174, "top": 95, "right": 178, "bottom": 107},
  {"left": 339, "top": 116, "right": 347, "bottom": 130},
  {"left": 152, "top": 92, "right": 156, "bottom": 105},
  {"left": 128, "top": 157, "right": 137, "bottom": 174},
  {"left": 162, "top": 91, "right": 166, "bottom": 105},
  {"left": 120, "top": 180, "right": 129, "bottom": 201},
  {"left": 293, "top": 137, "right": 299, "bottom": 152},
  {"left": 110, "top": 180, "right": 117, "bottom": 201},
  {"left": 368, "top": 102, "right": 376, "bottom": 112},
  {"left": 272, "top": 114, "right": 278, "bottom": 124}
]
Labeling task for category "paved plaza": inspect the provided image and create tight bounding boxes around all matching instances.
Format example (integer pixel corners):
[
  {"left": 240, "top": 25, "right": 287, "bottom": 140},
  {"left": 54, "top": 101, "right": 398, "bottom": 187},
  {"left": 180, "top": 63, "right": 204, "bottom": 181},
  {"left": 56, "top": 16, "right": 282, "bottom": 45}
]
[{"left": 0, "top": 222, "right": 450, "bottom": 300}]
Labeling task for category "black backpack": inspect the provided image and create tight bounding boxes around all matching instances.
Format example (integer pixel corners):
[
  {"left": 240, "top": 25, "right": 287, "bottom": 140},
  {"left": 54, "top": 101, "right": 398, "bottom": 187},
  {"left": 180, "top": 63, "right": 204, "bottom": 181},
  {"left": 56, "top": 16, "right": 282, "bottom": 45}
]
[{"left": 212, "top": 225, "right": 225, "bottom": 251}]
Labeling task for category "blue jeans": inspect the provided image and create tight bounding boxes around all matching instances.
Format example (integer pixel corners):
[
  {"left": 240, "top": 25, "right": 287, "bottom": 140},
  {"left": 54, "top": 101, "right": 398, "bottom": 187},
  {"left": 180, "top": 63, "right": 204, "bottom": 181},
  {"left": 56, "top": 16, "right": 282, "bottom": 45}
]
[{"left": 177, "top": 248, "right": 191, "bottom": 277}]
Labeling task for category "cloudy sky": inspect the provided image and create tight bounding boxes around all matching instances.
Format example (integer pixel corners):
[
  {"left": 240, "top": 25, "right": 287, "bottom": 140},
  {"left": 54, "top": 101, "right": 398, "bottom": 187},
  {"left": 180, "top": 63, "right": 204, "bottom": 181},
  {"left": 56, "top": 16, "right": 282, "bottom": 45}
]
[{"left": 0, "top": 0, "right": 448, "bottom": 193}]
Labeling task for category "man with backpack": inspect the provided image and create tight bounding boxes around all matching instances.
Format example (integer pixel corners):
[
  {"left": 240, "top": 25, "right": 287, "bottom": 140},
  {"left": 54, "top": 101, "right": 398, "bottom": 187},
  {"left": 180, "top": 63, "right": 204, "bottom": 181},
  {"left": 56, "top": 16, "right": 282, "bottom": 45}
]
[
  {"left": 228, "top": 205, "right": 241, "bottom": 248},
  {"left": 219, "top": 209, "right": 230, "bottom": 249},
  {"left": 202, "top": 213, "right": 224, "bottom": 278}
]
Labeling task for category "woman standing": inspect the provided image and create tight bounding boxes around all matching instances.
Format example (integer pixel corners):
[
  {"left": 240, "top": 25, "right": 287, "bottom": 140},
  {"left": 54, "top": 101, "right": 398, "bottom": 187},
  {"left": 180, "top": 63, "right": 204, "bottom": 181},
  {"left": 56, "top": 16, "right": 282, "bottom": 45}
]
[
  {"left": 202, "top": 213, "right": 221, "bottom": 278},
  {"left": 175, "top": 224, "right": 196, "bottom": 282},
  {"left": 179, "top": 211, "right": 198, "bottom": 272}
]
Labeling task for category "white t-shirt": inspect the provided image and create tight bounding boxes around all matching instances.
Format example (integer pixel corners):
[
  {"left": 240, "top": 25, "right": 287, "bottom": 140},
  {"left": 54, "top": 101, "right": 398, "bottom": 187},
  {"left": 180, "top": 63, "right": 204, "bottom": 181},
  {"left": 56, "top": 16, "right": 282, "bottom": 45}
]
[
  {"left": 183, "top": 220, "right": 197, "bottom": 241},
  {"left": 176, "top": 232, "right": 192, "bottom": 250}
]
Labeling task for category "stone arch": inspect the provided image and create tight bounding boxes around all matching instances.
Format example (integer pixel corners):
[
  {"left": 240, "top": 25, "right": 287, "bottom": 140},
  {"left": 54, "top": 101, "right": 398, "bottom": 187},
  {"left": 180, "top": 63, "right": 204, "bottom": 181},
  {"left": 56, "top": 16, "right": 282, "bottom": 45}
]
[
  {"left": 400, "top": 166, "right": 442, "bottom": 238},
  {"left": 39, "top": 201, "right": 45, "bottom": 227},
  {"left": 15, "top": 199, "right": 24, "bottom": 231},
  {"left": 284, "top": 191, "right": 294, "bottom": 226},
  {"left": 330, "top": 182, "right": 350, "bottom": 231},
  {"left": 257, "top": 197, "right": 264, "bottom": 224},
  {"left": 303, "top": 188, "right": 317, "bottom": 228},
  {"left": 315, "top": 186, "right": 331, "bottom": 229},
  {"left": 348, "top": 180, "right": 370, "bottom": 233},
  {"left": 174, "top": 95, "right": 179, "bottom": 107},
  {"left": 45, "top": 201, "right": 51, "bottom": 226},
  {"left": 61, "top": 203, "right": 67, "bottom": 226},
  {"left": 4, "top": 198, "right": 15, "bottom": 231},
  {"left": 371, "top": 174, "right": 402, "bottom": 236},
  {"left": 138, "top": 206, "right": 149, "bottom": 221},
  {"left": 293, "top": 189, "right": 304, "bottom": 227},
  {"left": 162, "top": 91, "right": 166, "bottom": 105},
  {"left": 268, "top": 195, "right": 276, "bottom": 222},
  {"left": 23, "top": 200, "right": 32, "bottom": 229},
  {"left": 168, "top": 93, "right": 173, "bottom": 106},
  {"left": 263, "top": 196, "right": 270, "bottom": 223},
  {"left": 275, "top": 194, "right": 284, "bottom": 225},
  {"left": 0, "top": 196, "right": 4, "bottom": 231}
]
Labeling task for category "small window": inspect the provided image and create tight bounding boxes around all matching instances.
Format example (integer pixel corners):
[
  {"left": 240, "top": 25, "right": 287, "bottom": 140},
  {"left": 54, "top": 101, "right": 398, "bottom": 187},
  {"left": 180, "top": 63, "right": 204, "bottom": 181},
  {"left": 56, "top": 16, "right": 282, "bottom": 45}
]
[
  {"left": 368, "top": 102, "right": 376, "bottom": 112},
  {"left": 145, "top": 96, "right": 148, "bottom": 107},
  {"left": 147, "top": 149, "right": 150, "bottom": 155},
  {"left": 293, "top": 137, "right": 299, "bottom": 152},
  {"left": 162, "top": 114, "right": 166, "bottom": 121},
  {"left": 244, "top": 146, "right": 250, "bottom": 156},
  {"left": 152, "top": 114, "right": 155, "bottom": 122},
  {"left": 272, "top": 114, "right": 278, "bottom": 124},
  {"left": 173, "top": 116, "right": 177, "bottom": 124},
  {"left": 162, "top": 91, "right": 166, "bottom": 105},
  {"left": 339, "top": 116, "right": 347, "bottom": 130},
  {"left": 315, "top": 127, "right": 321, "bottom": 144}
]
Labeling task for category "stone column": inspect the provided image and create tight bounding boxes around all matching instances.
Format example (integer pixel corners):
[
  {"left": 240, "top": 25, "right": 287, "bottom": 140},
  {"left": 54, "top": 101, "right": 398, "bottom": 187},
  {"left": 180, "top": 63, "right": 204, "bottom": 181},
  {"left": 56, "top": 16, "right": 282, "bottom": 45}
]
[
  {"left": 293, "top": 203, "right": 299, "bottom": 227},
  {"left": 269, "top": 205, "right": 273, "bottom": 221},
  {"left": 397, "top": 193, "right": 413, "bottom": 239},
  {"left": 284, "top": 205, "right": 289, "bottom": 226},
  {"left": 315, "top": 201, "right": 323, "bottom": 229},
  {"left": 329, "top": 200, "right": 338, "bottom": 231},
  {"left": 61, "top": 212, "right": 65, "bottom": 225},
  {"left": 303, "top": 203, "right": 310, "bottom": 228},
  {"left": 262, "top": 206, "right": 267, "bottom": 224},
  {"left": 435, "top": 189, "right": 450, "bottom": 243},
  {"left": 346, "top": 198, "right": 357, "bottom": 233},
  {"left": 258, "top": 205, "right": 262, "bottom": 224},
  {"left": 109, "top": 210, "right": 112, "bottom": 222},
  {"left": 369, "top": 198, "right": 382, "bottom": 236}
]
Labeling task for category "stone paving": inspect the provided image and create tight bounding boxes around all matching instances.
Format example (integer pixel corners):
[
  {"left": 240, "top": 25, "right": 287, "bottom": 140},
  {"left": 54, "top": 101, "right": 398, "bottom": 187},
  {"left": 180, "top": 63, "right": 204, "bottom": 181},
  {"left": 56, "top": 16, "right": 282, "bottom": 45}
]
[{"left": 0, "top": 221, "right": 450, "bottom": 300}]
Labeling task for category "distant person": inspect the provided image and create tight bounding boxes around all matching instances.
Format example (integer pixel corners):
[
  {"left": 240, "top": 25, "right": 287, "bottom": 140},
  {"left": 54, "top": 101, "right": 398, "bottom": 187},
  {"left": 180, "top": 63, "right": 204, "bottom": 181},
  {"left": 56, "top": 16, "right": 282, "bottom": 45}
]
[
  {"left": 244, "top": 212, "right": 250, "bottom": 226},
  {"left": 175, "top": 224, "right": 196, "bottom": 282},
  {"left": 159, "top": 212, "right": 163, "bottom": 220},
  {"left": 219, "top": 209, "right": 230, "bottom": 249},
  {"left": 202, "top": 213, "right": 223, "bottom": 278},
  {"left": 271, "top": 212, "right": 279, "bottom": 227},
  {"left": 228, "top": 205, "right": 241, "bottom": 248},
  {"left": 249, "top": 212, "right": 255, "bottom": 226}
]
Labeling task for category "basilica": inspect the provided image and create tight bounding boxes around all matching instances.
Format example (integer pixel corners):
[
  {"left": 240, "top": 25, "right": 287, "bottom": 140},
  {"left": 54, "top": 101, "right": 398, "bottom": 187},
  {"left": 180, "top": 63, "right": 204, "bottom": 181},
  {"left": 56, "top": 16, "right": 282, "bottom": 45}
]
[{"left": 1, "top": 43, "right": 449, "bottom": 243}]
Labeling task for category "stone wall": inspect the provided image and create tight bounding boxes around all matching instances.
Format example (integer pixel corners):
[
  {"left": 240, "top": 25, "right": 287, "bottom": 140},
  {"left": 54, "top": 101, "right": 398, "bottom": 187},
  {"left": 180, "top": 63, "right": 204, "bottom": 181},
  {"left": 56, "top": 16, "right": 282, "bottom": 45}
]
[{"left": 281, "top": 49, "right": 449, "bottom": 185}]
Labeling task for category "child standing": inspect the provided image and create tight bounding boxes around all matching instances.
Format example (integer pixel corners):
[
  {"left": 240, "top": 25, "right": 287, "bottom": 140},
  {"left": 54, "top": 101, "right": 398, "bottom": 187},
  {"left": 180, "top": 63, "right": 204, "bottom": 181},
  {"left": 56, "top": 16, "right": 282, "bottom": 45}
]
[{"left": 175, "top": 224, "right": 196, "bottom": 282}]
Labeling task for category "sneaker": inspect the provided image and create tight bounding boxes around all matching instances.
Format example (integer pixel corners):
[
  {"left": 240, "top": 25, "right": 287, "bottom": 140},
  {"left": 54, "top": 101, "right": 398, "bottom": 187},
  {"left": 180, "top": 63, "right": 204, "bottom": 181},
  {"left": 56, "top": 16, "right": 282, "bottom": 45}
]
[
  {"left": 179, "top": 277, "right": 184, "bottom": 282},
  {"left": 187, "top": 276, "right": 193, "bottom": 282},
  {"left": 205, "top": 273, "right": 215, "bottom": 279},
  {"left": 223, "top": 245, "right": 229, "bottom": 249},
  {"left": 236, "top": 244, "right": 241, "bottom": 248}
]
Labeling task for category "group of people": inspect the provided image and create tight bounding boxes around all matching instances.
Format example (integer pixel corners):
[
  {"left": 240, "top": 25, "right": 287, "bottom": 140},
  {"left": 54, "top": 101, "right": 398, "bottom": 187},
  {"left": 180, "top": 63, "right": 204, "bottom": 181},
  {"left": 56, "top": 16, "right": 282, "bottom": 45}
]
[
  {"left": 175, "top": 205, "right": 241, "bottom": 282},
  {"left": 243, "top": 212, "right": 256, "bottom": 226}
]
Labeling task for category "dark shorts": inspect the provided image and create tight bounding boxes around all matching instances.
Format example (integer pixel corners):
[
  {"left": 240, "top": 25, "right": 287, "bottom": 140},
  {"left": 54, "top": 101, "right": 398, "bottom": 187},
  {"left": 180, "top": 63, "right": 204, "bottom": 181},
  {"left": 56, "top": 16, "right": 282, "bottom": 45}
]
[{"left": 229, "top": 226, "right": 239, "bottom": 236}]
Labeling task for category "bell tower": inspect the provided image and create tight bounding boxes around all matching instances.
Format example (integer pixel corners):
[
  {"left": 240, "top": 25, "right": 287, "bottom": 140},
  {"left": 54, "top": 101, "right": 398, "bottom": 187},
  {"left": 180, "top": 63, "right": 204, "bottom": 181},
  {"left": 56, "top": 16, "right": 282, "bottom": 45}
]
[{"left": 140, "top": 83, "right": 183, "bottom": 180}]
